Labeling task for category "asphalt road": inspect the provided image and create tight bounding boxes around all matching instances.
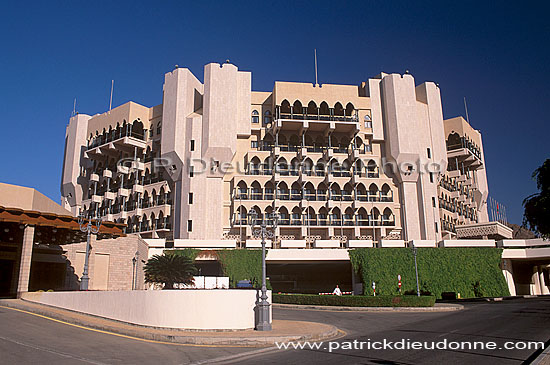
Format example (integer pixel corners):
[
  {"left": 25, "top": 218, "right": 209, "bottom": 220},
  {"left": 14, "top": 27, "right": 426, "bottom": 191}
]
[
  {"left": 0, "top": 306, "right": 255, "bottom": 365},
  {"left": 246, "top": 298, "right": 550, "bottom": 364},
  {"left": 0, "top": 298, "right": 549, "bottom": 364}
]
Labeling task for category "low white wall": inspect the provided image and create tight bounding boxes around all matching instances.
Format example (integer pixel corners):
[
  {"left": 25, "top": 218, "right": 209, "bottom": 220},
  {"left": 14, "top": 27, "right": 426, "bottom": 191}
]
[
  {"left": 380, "top": 240, "right": 405, "bottom": 248},
  {"left": 280, "top": 239, "right": 307, "bottom": 248},
  {"left": 22, "top": 290, "right": 271, "bottom": 330},
  {"left": 499, "top": 239, "right": 550, "bottom": 247},
  {"left": 348, "top": 240, "right": 374, "bottom": 248},
  {"left": 266, "top": 249, "right": 350, "bottom": 262},
  {"left": 181, "top": 276, "right": 229, "bottom": 289},
  {"left": 441, "top": 240, "right": 495, "bottom": 247},
  {"left": 313, "top": 240, "right": 340, "bottom": 248},
  {"left": 174, "top": 239, "right": 237, "bottom": 248},
  {"left": 410, "top": 240, "right": 437, "bottom": 248},
  {"left": 246, "top": 239, "right": 272, "bottom": 248}
]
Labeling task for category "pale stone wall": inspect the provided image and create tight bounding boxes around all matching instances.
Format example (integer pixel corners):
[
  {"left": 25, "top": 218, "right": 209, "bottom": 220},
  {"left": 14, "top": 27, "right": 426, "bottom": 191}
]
[
  {"left": 61, "top": 114, "right": 92, "bottom": 214},
  {"left": 87, "top": 102, "right": 152, "bottom": 136},
  {"left": 22, "top": 289, "right": 270, "bottom": 330},
  {"left": 63, "top": 235, "right": 148, "bottom": 291}
]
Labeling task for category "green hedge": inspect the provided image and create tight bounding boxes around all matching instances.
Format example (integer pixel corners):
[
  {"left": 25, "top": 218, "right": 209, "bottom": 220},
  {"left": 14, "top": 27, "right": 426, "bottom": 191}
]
[
  {"left": 216, "top": 249, "right": 270, "bottom": 289},
  {"left": 165, "top": 248, "right": 268, "bottom": 289},
  {"left": 164, "top": 248, "right": 200, "bottom": 261},
  {"left": 349, "top": 248, "right": 509, "bottom": 299},
  {"left": 273, "top": 293, "right": 436, "bottom": 307}
]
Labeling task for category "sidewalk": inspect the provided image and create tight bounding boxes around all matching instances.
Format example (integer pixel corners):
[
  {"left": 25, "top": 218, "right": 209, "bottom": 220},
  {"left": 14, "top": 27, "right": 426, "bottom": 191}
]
[
  {"left": 0, "top": 299, "right": 340, "bottom": 347},
  {"left": 273, "top": 302, "right": 464, "bottom": 312}
]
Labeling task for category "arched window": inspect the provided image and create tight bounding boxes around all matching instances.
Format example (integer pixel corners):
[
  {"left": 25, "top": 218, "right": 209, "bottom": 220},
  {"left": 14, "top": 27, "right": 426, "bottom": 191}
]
[
  {"left": 263, "top": 110, "right": 271, "bottom": 125},
  {"left": 345, "top": 102, "right": 355, "bottom": 117},
  {"left": 251, "top": 110, "right": 259, "bottom": 123},
  {"left": 280, "top": 100, "right": 291, "bottom": 114},
  {"left": 292, "top": 100, "right": 303, "bottom": 116},
  {"left": 364, "top": 115, "right": 372, "bottom": 129},
  {"left": 156, "top": 121, "right": 162, "bottom": 135}
]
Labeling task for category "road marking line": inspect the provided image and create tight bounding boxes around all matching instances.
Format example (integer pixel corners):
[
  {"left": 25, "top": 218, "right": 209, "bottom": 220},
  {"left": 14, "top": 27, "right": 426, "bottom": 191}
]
[
  {"left": 0, "top": 305, "right": 255, "bottom": 348},
  {"left": 0, "top": 335, "right": 108, "bottom": 365}
]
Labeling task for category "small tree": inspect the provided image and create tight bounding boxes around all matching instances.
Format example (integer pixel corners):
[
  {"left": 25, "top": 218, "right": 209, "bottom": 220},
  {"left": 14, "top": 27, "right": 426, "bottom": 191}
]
[
  {"left": 523, "top": 159, "right": 550, "bottom": 239},
  {"left": 144, "top": 253, "right": 197, "bottom": 289}
]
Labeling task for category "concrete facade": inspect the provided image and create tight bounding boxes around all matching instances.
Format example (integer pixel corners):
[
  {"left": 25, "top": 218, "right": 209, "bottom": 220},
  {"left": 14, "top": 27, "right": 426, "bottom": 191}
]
[
  {"left": 61, "top": 63, "right": 493, "bottom": 246},
  {"left": 63, "top": 235, "right": 148, "bottom": 291}
]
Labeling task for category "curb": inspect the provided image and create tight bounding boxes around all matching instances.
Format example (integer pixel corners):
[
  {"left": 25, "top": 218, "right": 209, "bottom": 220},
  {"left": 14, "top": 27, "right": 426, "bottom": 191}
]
[
  {"left": 526, "top": 339, "right": 550, "bottom": 365},
  {"left": 273, "top": 303, "right": 464, "bottom": 312},
  {"left": 437, "top": 295, "right": 548, "bottom": 304},
  {"left": 0, "top": 299, "right": 341, "bottom": 347}
]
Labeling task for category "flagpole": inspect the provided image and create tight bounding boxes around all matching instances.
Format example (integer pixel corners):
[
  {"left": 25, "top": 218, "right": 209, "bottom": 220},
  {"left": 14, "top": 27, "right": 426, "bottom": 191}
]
[
  {"left": 314, "top": 49, "right": 318, "bottom": 86},
  {"left": 109, "top": 80, "right": 114, "bottom": 112}
]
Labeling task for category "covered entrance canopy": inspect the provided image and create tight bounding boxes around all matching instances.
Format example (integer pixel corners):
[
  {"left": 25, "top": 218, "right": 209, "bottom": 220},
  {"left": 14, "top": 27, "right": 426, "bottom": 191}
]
[{"left": 0, "top": 204, "right": 125, "bottom": 298}]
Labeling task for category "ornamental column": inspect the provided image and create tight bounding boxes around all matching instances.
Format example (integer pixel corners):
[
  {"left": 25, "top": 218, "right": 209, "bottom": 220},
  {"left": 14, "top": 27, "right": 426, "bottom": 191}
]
[{"left": 17, "top": 225, "right": 35, "bottom": 298}]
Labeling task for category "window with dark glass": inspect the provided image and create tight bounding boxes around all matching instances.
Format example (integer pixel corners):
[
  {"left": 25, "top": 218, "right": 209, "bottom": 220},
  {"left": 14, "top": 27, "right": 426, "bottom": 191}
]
[{"left": 251, "top": 110, "right": 259, "bottom": 123}]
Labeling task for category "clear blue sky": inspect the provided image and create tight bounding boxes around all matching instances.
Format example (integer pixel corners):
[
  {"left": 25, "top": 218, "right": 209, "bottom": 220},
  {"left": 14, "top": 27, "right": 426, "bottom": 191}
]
[{"left": 1, "top": 1, "right": 548, "bottom": 225}]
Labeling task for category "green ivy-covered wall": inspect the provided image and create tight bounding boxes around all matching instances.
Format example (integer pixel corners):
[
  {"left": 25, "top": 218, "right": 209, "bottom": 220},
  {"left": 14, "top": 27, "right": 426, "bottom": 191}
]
[
  {"left": 349, "top": 247, "right": 509, "bottom": 298},
  {"left": 165, "top": 248, "right": 268, "bottom": 288}
]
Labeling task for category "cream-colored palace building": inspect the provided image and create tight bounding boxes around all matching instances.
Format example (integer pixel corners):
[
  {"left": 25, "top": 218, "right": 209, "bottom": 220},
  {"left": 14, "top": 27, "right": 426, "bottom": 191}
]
[{"left": 61, "top": 62, "right": 506, "bottom": 246}]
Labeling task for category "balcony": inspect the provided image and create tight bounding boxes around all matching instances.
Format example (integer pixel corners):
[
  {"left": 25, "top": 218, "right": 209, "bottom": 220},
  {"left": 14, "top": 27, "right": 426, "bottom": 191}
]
[
  {"left": 277, "top": 193, "right": 290, "bottom": 201},
  {"left": 306, "top": 146, "right": 325, "bottom": 153},
  {"left": 250, "top": 193, "right": 263, "bottom": 200},
  {"left": 447, "top": 136, "right": 482, "bottom": 160},
  {"left": 441, "top": 221, "right": 456, "bottom": 233},
  {"left": 332, "top": 147, "right": 348, "bottom": 154},
  {"left": 87, "top": 129, "right": 146, "bottom": 150},
  {"left": 276, "top": 107, "right": 359, "bottom": 123}
]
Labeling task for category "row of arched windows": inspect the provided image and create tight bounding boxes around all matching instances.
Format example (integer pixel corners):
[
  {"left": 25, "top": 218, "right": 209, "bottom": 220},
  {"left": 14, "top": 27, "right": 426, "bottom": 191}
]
[
  {"left": 251, "top": 110, "right": 271, "bottom": 124},
  {"left": 234, "top": 180, "right": 392, "bottom": 202},
  {"left": 280, "top": 100, "right": 356, "bottom": 116},
  {"left": 125, "top": 212, "right": 171, "bottom": 233},
  {"left": 234, "top": 205, "right": 395, "bottom": 227},
  {"left": 246, "top": 156, "right": 379, "bottom": 178}
]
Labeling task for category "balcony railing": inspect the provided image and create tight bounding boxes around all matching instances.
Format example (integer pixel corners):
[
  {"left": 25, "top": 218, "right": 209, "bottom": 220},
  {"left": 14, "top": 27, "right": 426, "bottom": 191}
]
[
  {"left": 231, "top": 217, "right": 395, "bottom": 227},
  {"left": 277, "top": 109, "right": 358, "bottom": 123},
  {"left": 447, "top": 136, "right": 482, "bottom": 160},
  {"left": 126, "top": 218, "right": 172, "bottom": 234},
  {"left": 233, "top": 189, "right": 393, "bottom": 203},
  {"left": 441, "top": 220, "right": 456, "bottom": 233},
  {"left": 250, "top": 193, "right": 263, "bottom": 200},
  {"left": 87, "top": 129, "right": 146, "bottom": 149}
]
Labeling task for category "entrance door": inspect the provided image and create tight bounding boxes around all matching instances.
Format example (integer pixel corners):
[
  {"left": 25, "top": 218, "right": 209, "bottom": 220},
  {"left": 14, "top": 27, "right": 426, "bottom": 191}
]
[{"left": 0, "top": 259, "right": 15, "bottom": 297}]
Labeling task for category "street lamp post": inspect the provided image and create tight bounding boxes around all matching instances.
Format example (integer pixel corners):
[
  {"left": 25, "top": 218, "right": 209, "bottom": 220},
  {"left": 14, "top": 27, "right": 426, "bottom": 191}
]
[
  {"left": 410, "top": 243, "right": 420, "bottom": 297},
  {"left": 132, "top": 250, "right": 141, "bottom": 290},
  {"left": 248, "top": 209, "right": 277, "bottom": 331},
  {"left": 78, "top": 212, "right": 102, "bottom": 291}
]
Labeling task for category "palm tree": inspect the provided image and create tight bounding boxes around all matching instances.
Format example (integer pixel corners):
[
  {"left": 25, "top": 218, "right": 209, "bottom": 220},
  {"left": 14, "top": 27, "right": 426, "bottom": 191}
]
[
  {"left": 523, "top": 159, "right": 550, "bottom": 238},
  {"left": 144, "top": 253, "right": 197, "bottom": 289}
]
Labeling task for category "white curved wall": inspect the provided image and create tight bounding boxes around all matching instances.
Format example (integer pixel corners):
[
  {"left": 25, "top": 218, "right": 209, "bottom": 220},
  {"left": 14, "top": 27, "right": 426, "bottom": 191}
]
[{"left": 22, "top": 289, "right": 271, "bottom": 330}]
